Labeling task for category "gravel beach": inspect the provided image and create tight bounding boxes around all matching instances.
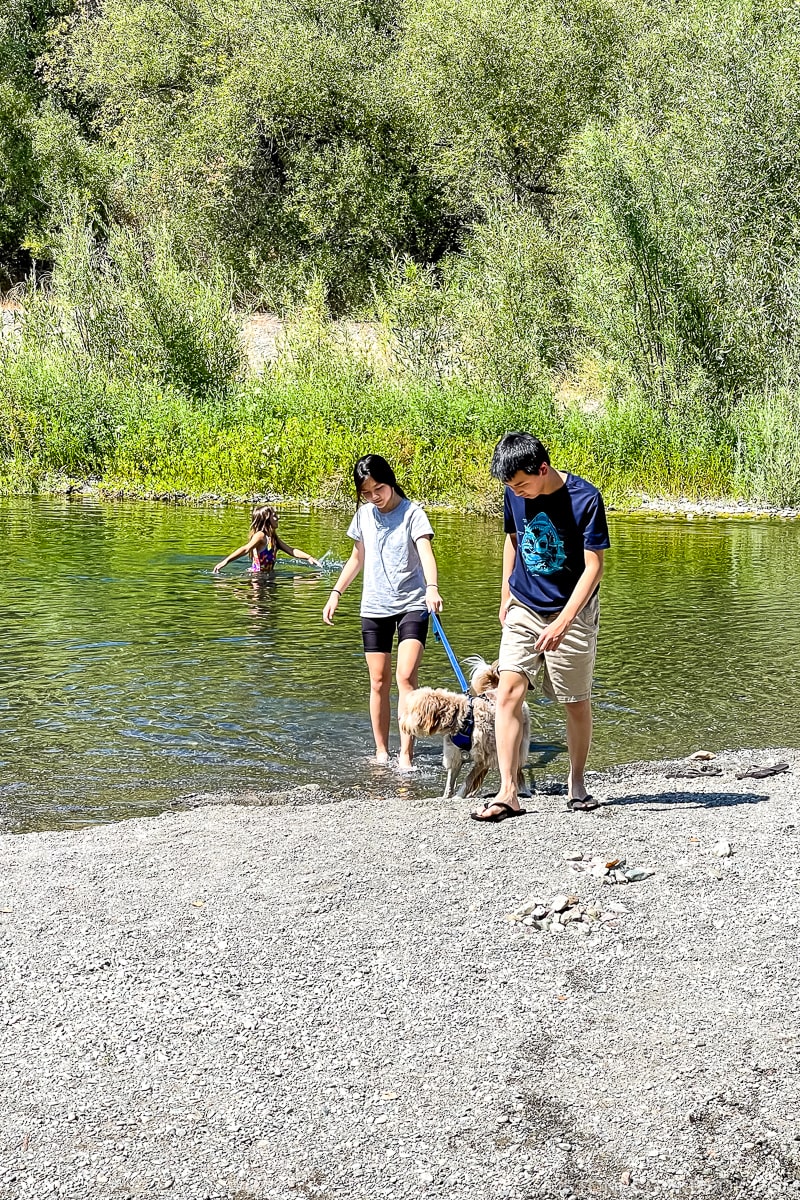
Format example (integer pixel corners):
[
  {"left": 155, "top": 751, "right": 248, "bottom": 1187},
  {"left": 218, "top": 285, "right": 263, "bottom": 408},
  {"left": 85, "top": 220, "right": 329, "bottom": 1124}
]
[{"left": 1, "top": 749, "right": 799, "bottom": 1200}]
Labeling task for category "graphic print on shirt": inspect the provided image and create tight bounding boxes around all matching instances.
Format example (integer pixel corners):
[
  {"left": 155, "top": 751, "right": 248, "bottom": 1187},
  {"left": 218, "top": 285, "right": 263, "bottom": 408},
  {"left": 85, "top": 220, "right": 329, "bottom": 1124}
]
[{"left": 520, "top": 513, "right": 567, "bottom": 576}]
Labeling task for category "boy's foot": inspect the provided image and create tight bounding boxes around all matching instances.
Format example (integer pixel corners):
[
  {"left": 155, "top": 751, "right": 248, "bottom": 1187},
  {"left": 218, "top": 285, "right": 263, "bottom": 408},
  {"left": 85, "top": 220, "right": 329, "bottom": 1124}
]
[
  {"left": 567, "top": 795, "right": 598, "bottom": 812},
  {"left": 470, "top": 800, "right": 527, "bottom": 823},
  {"left": 373, "top": 751, "right": 390, "bottom": 766},
  {"left": 397, "top": 755, "right": 417, "bottom": 773},
  {"left": 470, "top": 792, "right": 524, "bottom": 821},
  {"left": 567, "top": 774, "right": 591, "bottom": 802}
]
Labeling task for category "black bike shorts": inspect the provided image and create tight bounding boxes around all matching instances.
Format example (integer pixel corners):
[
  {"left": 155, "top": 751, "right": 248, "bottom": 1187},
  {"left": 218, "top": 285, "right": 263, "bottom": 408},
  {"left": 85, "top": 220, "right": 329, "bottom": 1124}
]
[{"left": 360, "top": 610, "right": 429, "bottom": 655}]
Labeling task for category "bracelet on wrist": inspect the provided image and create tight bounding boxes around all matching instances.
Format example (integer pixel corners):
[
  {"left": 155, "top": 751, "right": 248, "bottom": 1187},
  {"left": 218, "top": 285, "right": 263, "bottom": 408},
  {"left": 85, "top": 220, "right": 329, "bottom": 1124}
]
[
  {"left": 331, "top": 588, "right": 342, "bottom": 596},
  {"left": 426, "top": 584, "right": 439, "bottom": 590}
]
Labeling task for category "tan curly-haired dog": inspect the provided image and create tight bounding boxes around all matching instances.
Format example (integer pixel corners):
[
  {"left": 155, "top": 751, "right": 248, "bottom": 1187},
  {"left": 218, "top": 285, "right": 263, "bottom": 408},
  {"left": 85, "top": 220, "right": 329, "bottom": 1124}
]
[{"left": 400, "top": 659, "right": 530, "bottom": 798}]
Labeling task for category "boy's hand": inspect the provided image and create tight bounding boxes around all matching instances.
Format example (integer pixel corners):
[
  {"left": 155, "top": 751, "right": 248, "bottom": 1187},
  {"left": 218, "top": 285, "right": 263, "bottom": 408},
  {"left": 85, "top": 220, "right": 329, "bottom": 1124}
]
[
  {"left": 213, "top": 562, "right": 225, "bottom": 574},
  {"left": 499, "top": 597, "right": 511, "bottom": 625},
  {"left": 534, "top": 617, "right": 569, "bottom": 652}
]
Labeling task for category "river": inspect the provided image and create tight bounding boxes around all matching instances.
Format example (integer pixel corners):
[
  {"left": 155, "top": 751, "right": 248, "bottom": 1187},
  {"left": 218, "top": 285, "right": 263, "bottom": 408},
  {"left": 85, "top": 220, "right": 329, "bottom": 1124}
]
[{"left": 2, "top": 498, "right": 798, "bottom": 830}]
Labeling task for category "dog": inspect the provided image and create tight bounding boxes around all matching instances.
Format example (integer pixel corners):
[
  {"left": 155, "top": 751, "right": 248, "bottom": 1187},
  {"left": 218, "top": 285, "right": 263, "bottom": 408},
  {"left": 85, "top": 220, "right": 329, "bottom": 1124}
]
[{"left": 400, "top": 659, "right": 530, "bottom": 799}]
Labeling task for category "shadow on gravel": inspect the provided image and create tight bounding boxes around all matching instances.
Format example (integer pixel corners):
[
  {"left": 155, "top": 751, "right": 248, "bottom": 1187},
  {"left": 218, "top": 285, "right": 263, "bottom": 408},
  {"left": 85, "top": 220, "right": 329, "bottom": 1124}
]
[
  {"left": 171, "top": 783, "right": 343, "bottom": 810},
  {"left": 602, "top": 789, "right": 767, "bottom": 810}
]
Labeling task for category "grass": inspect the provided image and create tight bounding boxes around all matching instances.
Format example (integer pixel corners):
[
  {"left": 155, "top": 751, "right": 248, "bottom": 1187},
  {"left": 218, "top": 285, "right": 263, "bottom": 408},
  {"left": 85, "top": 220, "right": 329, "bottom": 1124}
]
[
  {"left": 0, "top": 345, "right": 765, "bottom": 509},
  {"left": 3, "top": 247, "right": 800, "bottom": 510}
]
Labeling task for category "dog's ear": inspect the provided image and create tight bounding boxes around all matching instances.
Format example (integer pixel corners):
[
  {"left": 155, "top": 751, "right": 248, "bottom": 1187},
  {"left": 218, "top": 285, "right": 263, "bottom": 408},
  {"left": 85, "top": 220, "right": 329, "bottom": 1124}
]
[
  {"left": 401, "top": 688, "right": 438, "bottom": 736},
  {"left": 400, "top": 688, "right": 422, "bottom": 735},
  {"left": 471, "top": 659, "right": 501, "bottom": 695},
  {"left": 416, "top": 689, "right": 443, "bottom": 735}
]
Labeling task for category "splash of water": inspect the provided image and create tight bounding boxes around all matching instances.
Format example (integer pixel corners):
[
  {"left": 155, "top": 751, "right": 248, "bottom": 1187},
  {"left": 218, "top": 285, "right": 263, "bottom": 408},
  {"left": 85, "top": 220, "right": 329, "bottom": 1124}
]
[{"left": 291, "top": 549, "right": 346, "bottom": 572}]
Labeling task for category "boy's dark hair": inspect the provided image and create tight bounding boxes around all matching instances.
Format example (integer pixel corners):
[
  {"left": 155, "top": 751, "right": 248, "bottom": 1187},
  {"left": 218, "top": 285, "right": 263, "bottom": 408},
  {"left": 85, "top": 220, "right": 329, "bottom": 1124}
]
[{"left": 490, "top": 432, "right": 550, "bottom": 482}]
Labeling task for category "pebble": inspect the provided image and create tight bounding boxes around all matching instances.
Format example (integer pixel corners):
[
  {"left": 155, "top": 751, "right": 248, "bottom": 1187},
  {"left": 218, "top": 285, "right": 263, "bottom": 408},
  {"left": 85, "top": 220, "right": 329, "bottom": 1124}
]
[
  {"left": 506, "top": 889, "right": 627, "bottom": 934},
  {"left": 566, "top": 852, "right": 655, "bottom": 885}
]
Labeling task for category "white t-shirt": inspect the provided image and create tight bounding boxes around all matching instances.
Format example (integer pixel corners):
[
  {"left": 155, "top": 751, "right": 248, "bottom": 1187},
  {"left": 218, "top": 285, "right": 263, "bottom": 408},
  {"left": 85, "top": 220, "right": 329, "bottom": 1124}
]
[{"left": 347, "top": 499, "right": 434, "bottom": 617}]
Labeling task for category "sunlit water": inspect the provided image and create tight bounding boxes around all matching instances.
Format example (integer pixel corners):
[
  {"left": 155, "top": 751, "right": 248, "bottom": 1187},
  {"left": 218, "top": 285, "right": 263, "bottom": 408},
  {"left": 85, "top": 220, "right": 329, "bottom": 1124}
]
[{"left": 1, "top": 499, "right": 799, "bottom": 831}]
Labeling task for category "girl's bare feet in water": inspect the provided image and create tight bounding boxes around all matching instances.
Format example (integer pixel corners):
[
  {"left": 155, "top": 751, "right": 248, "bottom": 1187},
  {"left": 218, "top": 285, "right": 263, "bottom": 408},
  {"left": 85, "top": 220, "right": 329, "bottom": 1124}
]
[
  {"left": 373, "top": 750, "right": 390, "bottom": 766},
  {"left": 397, "top": 754, "right": 416, "bottom": 773}
]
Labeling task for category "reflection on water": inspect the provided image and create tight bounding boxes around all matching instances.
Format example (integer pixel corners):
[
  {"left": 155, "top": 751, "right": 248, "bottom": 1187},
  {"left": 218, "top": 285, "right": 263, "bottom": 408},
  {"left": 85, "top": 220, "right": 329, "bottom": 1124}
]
[{"left": 1, "top": 499, "right": 799, "bottom": 831}]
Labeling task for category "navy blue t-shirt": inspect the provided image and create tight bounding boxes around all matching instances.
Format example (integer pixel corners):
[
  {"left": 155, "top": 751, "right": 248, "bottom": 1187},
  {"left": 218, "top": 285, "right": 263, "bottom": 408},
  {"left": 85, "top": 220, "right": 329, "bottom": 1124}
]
[{"left": 503, "top": 473, "right": 610, "bottom": 614}]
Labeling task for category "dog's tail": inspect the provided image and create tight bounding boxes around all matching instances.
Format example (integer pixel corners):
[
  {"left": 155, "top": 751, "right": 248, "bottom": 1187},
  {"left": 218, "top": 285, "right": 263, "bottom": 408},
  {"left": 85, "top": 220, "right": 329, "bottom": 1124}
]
[{"left": 463, "top": 655, "right": 501, "bottom": 695}]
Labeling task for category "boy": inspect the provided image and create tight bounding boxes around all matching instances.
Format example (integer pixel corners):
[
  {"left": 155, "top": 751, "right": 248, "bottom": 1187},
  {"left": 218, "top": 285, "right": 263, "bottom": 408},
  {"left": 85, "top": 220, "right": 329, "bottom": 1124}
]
[{"left": 471, "top": 432, "right": 610, "bottom": 822}]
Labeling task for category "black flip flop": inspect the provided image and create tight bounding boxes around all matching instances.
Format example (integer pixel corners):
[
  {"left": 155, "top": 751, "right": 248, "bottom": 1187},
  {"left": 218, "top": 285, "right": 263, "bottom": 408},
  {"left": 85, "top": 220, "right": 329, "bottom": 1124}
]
[
  {"left": 567, "top": 795, "right": 598, "bottom": 812},
  {"left": 470, "top": 802, "right": 527, "bottom": 823}
]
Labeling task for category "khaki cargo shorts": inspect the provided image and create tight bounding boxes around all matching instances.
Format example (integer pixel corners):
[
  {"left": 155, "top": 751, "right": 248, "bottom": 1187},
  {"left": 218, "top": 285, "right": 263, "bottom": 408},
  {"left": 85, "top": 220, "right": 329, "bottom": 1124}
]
[{"left": 497, "top": 594, "right": 600, "bottom": 703}]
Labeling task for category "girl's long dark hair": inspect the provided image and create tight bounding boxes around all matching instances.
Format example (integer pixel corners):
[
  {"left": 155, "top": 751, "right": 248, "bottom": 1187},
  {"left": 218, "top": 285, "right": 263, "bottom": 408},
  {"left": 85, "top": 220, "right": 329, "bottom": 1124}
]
[
  {"left": 250, "top": 505, "right": 278, "bottom": 539},
  {"left": 353, "top": 454, "right": 407, "bottom": 504}
]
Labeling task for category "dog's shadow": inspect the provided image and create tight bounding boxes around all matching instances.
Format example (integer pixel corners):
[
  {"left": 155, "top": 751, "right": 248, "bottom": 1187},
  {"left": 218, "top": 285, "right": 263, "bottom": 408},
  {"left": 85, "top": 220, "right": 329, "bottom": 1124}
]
[{"left": 602, "top": 788, "right": 768, "bottom": 810}]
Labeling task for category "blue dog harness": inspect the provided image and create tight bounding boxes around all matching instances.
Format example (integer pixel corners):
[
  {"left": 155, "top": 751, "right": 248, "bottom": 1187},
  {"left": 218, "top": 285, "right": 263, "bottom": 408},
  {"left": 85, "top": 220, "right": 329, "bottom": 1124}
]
[{"left": 452, "top": 695, "right": 475, "bottom": 751}]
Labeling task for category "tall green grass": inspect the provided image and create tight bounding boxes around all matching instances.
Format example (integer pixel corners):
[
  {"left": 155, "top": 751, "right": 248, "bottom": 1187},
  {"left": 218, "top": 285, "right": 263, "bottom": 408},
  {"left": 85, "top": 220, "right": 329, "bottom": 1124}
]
[
  {"left": 0, "top": 339, "right": 765, "bottom": 508},
  {"left": 3, "top": 216, "right": 800, "bottom": 509}
]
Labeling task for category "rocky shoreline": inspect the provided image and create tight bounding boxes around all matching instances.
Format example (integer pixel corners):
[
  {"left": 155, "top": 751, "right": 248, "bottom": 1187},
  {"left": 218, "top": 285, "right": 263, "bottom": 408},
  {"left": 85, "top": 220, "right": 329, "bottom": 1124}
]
[
  {"left": 8, "top": 477, "right": 800, "bottom": 521},
  {"left": 630, "top": 495, "right": 800, "bottom": 521},
  {"left": 1, "top": 748, "right": 799, "bottom": 1200}
]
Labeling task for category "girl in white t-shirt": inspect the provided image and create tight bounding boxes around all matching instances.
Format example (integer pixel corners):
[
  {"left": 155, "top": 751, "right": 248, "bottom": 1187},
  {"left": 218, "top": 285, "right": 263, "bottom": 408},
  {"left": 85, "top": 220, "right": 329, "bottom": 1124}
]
[{"left": 323, "top": 454, "right": 443, "bottom": 769}]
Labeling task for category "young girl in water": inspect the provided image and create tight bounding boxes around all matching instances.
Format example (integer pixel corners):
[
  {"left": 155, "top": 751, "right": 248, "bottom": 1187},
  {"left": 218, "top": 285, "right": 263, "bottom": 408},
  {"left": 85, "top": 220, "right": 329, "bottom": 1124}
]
[
  {"left": 322, "top": 454, "right": 443, "bottom": 770},
  {"left": 213, "top": 506, "right": 321, "bottom": 574}
]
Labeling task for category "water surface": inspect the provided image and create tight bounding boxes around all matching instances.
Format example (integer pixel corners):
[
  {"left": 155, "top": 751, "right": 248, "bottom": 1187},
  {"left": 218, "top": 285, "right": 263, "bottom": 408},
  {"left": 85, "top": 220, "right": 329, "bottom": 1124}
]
[{"left": 1, "top": 499, "right": 798, "bottom": 831}]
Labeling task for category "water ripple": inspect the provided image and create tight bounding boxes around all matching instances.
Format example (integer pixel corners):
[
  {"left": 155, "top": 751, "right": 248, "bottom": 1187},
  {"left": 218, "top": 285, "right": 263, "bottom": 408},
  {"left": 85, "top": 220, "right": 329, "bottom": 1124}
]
[{"left": 1, "top": 499, "right": 798, "bottom": 830}]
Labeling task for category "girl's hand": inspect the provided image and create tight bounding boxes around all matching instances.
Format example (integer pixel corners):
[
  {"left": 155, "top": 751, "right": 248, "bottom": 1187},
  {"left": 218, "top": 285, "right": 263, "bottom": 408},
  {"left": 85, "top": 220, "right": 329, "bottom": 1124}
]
[
  {"left": 425, "top": 586, "right": 443, "bottom": 614},
  {"left": 323, "top": 592, "right": 340, "bottom": 625},
  {"left": 213, "top": 561, "right": 226, "bottom": 574}
]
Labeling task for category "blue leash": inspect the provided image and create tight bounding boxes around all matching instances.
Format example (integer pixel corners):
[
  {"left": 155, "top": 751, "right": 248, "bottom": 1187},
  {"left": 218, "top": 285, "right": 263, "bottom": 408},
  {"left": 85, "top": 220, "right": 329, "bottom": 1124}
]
[
  {"left": 430, "top": 613, "right": 474, "bottom": 750},
  {"left": 430, "top": 612, "right": 470, "bottom": 693}
]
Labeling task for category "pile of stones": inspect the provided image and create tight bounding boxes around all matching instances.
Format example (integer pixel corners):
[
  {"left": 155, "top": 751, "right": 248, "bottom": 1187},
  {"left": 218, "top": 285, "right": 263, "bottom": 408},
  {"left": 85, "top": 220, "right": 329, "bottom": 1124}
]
[
  {"left": 504, "top": 891, "right": 630, "bottom": 934},
  {"left": 564, "top": 850, "right": 655, "bottom": 884}
]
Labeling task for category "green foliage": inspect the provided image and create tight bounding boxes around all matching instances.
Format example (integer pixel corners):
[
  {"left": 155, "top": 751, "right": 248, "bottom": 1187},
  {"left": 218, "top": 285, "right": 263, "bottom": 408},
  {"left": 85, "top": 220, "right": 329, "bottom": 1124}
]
[
  {"left": 443, "top": 204, "right": 570, "bottom": 396},
  {"left": 734, "top": 388, "right": 800, "bottom": 507},
  {"left": 0, "top": 0, "right": 79, "bottom": 267},
  {"left": 560, "top": 0, "right": 800, "bottom": 403},
  {"left": 23, "top": 0, "right": 623, "bottom": 308},
  {"left": 0, "top": 89, "right": 36, "bottom": 276},
  {"left": 19, "top": 209, "right": 244, "bottom": 398},
  {"left": 4, "top": 0, "right": 800, "bottom": 505},
  {"left": 0, "top": 309, "right": 752, "bottom": 506}
]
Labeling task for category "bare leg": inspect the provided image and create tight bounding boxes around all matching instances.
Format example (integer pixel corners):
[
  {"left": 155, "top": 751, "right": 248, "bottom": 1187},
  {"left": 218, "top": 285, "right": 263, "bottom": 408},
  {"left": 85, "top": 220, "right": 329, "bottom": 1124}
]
[
  {"left": 472, "top": 669, "right": 529, "bottom": 819},
  {"left": 365, "top": 651, "right": 392, "bottom": 762},
  {"left": 396, "top": 638, "right": 425, "bottom": 769},
  {"left": 517, "top": 706, "right": 531, "bottom": 795},
  {"left": 565, "top": 698, "right": 593, "bottom": 801}
]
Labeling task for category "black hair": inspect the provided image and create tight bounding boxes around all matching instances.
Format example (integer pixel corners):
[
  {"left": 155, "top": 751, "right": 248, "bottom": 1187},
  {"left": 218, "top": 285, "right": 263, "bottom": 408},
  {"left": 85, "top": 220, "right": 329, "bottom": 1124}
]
[
  {"left": 353, "top": 454, "right": 407, "bottom": 503},
  {"left": 490, "top": 432, "right": 550, "bottom": 482}
]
